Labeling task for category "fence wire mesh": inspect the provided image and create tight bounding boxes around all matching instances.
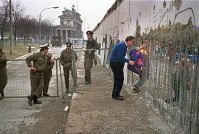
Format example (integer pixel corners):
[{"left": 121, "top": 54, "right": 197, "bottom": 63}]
[
  {"left": 4, "top": 59, "right": 60, "bottom": 97},
  {"left": 142, "top": 40, "right": 199, "bottom": 133}
]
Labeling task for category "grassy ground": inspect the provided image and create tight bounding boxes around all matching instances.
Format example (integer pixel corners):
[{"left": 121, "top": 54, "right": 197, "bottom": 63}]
[{"left": 1, "top": 41, "right": 39, "bottom": 60}]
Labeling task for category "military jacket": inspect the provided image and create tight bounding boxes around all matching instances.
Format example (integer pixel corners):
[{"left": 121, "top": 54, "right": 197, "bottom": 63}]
[
  {"left": 60, "top": 49, "right": 77, "bottom": 68},
  {"left": 26, "top": 51, "right": 47, "bottom": 76},
  {"left": 85, "top": 39, "right": 100, "bottom": 58},
  {"left": 0, "top": 52, "right": 7, "bottom": 76}
]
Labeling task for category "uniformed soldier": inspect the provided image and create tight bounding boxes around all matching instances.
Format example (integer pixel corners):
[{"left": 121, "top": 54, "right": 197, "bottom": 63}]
[
  {"left": 41, "top": 53, "right": 54, "bottom": 96},
  {"left": 0, "top": 48, "right": 7, "bottom": 100},
  {"left": 26, "top": 43, "right": 49, "bottom": 106},
  {"left": 84, "top": 31, "right": 100, "bottom": 84},
  {"left": 60, "top": 42, "right": 77, "bottom": 92}
]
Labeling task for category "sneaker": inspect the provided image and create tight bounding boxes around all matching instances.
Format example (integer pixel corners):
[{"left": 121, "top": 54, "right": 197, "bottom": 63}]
[{"left": 133, "top": 87, "right": 141, "bottom": 95}]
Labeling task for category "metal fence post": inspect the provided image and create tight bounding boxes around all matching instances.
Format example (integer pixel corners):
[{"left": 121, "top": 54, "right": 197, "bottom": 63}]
[
  {"left": 58, "top": 59, "right": 64, "bottom": 96},
  {"left": 56, "top": 58, "right": 59, "bottom": 97}
]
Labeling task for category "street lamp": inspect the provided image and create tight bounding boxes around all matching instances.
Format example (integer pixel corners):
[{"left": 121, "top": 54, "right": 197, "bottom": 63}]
[
  {"left": 39, "top": 6, "right": 59, "bottom": 44},
  {"left": 51, "top": 17, "right": 59, "bottom": 37}
]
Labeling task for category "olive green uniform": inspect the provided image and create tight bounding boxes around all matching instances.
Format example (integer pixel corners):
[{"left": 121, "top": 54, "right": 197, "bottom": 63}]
[
  {"left": 42, "top": 53, "right": 54, "bottom": 95},
  {"left": 0, "top": 52, "right": 7, "bottom": 98},
  {"left": 84, "top": 39, "right": 100, "bottom": 83},
  {"left": 60, "top": 49, "right": 77, "bottom": 91},
  {"left": 26, "top": 51, "right": 47, "bottom": 97}
]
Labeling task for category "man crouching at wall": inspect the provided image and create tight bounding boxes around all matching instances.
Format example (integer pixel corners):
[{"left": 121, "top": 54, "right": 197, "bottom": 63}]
[
  {"left": 110, "top": 36, "right": 135, "bottom": 101},
  {"left": 26, "top": 43, "right": 49, "bottom": 106}
]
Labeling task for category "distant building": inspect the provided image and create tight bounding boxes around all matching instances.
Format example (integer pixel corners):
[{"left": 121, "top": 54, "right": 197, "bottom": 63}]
[{"left": 54, "top": 6, "right": 83, "bottom": 44}]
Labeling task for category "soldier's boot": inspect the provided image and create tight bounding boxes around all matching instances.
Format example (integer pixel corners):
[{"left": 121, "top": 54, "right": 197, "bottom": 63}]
[
  {"left": 1, "top": 92, "right": 5, "bottom": 99},
  {"left": 33, "top": 95, "right": 42, "bottom": 104},
  {"left": 66, "top": 88, "right": 69, "bottom": 93},
  {"left": 1, "top": 92, "right": 5, "bottom": 97},
  {"left": 27, "top": 95, "right": 33, "bottom": 106},
  {"left": 0, "top": 93, "right": 4, "bottom": 100},
  {"left": 85, "top": 76, "right": 91, "bottom": 84}
]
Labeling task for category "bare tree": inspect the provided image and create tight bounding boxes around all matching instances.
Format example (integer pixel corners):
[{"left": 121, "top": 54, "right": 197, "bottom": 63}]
[
  {"left": 12, "top": 0, "right": 24, "bottom": 46},
  {"left": 17, "top": 15, "right": 31, "bottom": 45},
  {"left": 0, "top": 0, "right": 9, "bottom": 47},
  {"left": 16, "top": 15, "right": 52, "bottom": 45}
]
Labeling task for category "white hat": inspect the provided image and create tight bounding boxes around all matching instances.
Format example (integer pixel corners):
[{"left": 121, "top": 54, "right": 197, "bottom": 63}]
[{"left": 40, "top": 43, "right": 49, "bottom": 48}]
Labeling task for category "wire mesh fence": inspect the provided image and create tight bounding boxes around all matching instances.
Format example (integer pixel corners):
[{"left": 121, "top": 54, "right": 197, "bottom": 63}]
[
  {"left": 4, "top": 59, "right": 61, "bottom": 97},
  {"left": 142, "top": 40, "right": 199, "bottom": 133}
]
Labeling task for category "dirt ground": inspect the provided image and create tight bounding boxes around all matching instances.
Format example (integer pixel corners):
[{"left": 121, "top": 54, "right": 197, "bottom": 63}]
[
  {"left": 18, "top": 96, "right": 71, "bottom": 134},
  {"left": 65, "top": 59, "right": 173, "bottom": 134},
  {"left": 0, "top": 95, "right": 71, "bottom": 134}
]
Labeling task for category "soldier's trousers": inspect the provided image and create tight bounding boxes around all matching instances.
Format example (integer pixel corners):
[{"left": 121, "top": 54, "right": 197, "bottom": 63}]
[
  {"left": 30, "top": 76, "right": 44, "bottom": 97},
  {"left": 84, "top": 56, "right": 93, "bottom": 83},
  {"left": 0, "top": 74, "right": 7, "bottom": 95},
  {"left": 63, "top": 67, "right": 74, "bottom": 90},
  {"left": 43, "top": 77, "right": 51, "bottom": 94},
  {"left": 85, "top": 69, "right": 91, "bottom": 83}
]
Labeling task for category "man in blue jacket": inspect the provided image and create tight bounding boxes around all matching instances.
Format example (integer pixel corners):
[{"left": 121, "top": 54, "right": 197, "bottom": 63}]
[{"left": 110, "top": 36, "right": 135, "bottom": 100}]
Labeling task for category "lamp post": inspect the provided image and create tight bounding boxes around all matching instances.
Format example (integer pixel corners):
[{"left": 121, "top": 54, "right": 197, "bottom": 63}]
[
  {"left": 51, "top": 17, "right": 59, "bottom": 37},
  {"left": 39, "top": 6, "right": 59, "bottom": 44}
]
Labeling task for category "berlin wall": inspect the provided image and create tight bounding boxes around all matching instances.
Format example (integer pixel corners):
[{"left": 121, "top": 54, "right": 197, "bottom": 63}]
[{"left": 93, "top": 0, "right": 199, "bottom": 85}]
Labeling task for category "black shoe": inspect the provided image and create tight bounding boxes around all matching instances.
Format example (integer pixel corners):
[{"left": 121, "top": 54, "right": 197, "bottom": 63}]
[
  {"left": 112, "top": 96, "right": 124, "bottom": 101},
  {"left": 85, "top": 81, "right": 91, "bottom": 85},
  {"left": 0, "top": 96, "right": 4, "bottom": 100},
  {"left": 33, "top": 95, "right": 42, "bottom": 104},
  {"left": 118, "top": 95, "right": 123, "bottom": 97},
  {"left": 43, "top": 94, "right": 50, "bottom": 97},
  {"left": 27, "top": 95, "right": 33, "bottom": 106}
]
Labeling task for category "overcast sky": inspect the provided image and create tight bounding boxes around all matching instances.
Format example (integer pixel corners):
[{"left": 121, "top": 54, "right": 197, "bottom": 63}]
[{"left": 16, "top": 0, "right": 115, "bottom": 32}]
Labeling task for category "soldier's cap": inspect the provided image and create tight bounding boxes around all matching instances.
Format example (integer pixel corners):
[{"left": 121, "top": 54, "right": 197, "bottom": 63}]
[
  {"left": 40, "top": 43, "right": 49, "bottom": 49},
  {"left": 66, "top": 42, "right": 72, "bottom": 47},
  {"left": 86, "top": 30, "right": 94, "bottom": 35}
]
